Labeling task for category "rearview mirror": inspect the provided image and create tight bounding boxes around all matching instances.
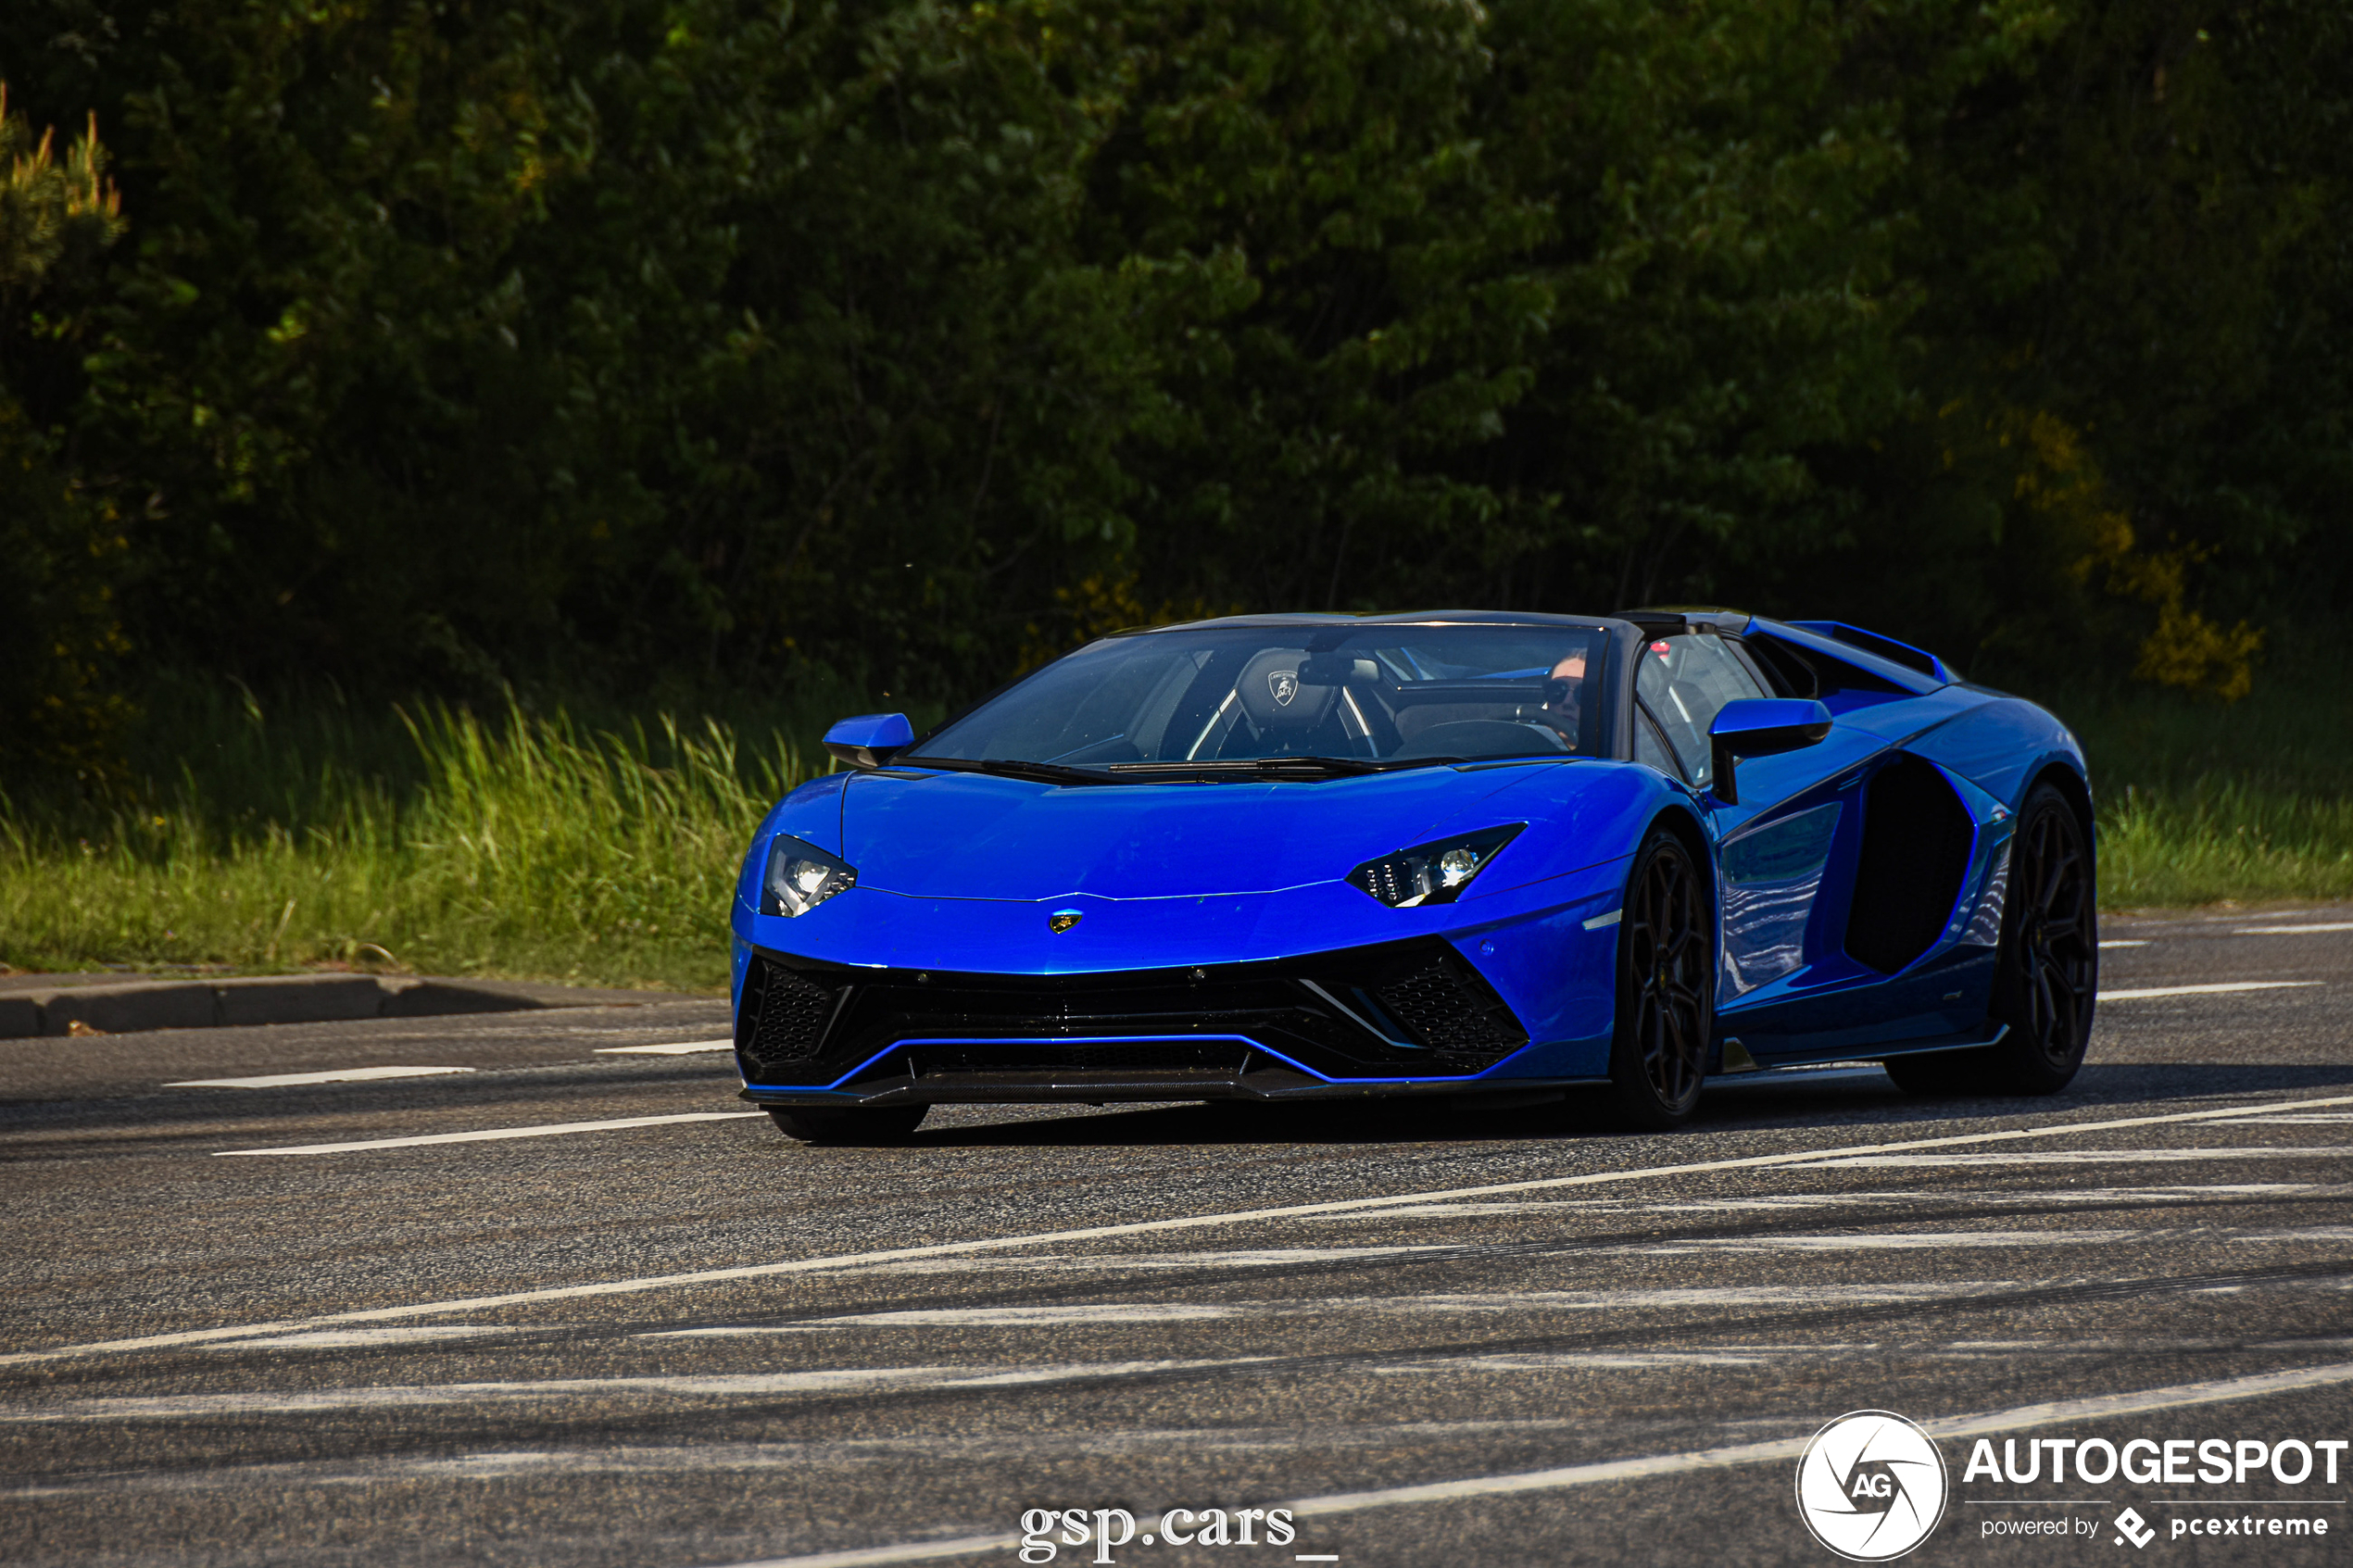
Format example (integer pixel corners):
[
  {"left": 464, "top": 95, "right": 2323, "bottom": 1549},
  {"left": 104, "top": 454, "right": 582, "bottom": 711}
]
[
  {"left": 824, "top": 712, "right": 914, "bottom": 771},
  {"left": 1297, "top": 653, "right": 1380, "bottom": 686},
  {"left": 1706, "top": 698, "right": 1832, "bottom": 805}
]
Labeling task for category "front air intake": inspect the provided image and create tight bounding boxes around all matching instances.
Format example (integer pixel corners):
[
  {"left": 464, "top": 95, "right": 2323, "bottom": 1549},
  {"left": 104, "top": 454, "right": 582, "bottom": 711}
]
[
  {"left": 737, "top": 958, "right": 839, "bottom": 1072},
  {"left": 1370, "top": 953, "right": 1527, "bottom": 1067}
]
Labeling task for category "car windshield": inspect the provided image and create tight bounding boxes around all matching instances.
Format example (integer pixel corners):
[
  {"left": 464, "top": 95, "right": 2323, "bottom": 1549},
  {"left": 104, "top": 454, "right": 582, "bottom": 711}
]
[{"left": 908, "top": 623, "right": 1611, "bottom": 772}]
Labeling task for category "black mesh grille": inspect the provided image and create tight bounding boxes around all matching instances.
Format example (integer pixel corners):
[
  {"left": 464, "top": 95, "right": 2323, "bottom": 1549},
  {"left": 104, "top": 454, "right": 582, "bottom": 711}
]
[
  {"left": 908, "top": 1041, "right": 1251, "bottom": 1075},
  {"left": 748, "top": 960, "right": 836, "bottom": 1063},
  {"left": 1376, "top": 959, "right": 1526, "bottom": 1063}
]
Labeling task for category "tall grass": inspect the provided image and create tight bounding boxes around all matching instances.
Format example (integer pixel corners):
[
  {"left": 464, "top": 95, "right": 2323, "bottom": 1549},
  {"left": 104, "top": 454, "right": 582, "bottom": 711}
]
[
  {"left": 1, "top": 698, "right": 811, "bottom": 991},
  {"left": 2098, "top": 784, "right": 2353, "bottom": 907},
  {"left": 2041, "top": 648, "right": 2353, "bottom": 909}
]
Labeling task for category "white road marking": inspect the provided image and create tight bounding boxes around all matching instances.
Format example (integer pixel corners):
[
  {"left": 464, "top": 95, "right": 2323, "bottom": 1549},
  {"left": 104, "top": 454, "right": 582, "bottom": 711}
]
[
  {"left": 167, "top": 1066, "right": 477, "bottom": 1089},
  {"left": 214, "top": 1111, "right": 766, "bottom": 1157},
  {"left": 2099, "top": 982, "right": 2322, "bottom": 1001},
  {"left": 642, "top": 1327, "right": 837, "bottom": 1338},
  {"left": 703, "top": 1362, "right": 2353, "bottom": 1567},
  {"left": 1638, "top": 1185, "right": 2318, "bottom": 1210},
  {"left": 2099, "top": 939, "right": 2149, "bottom": 948},
  {"left": 2236, "top": 922, "right": 2353, "bottom": 935},
  {"left": 1810, "top": 1148, "right": 2353, "bottom": 1168},
  {"left": 0, "top": 1419, "right": 1612, "bottom": 1498},
  {"left": 203, "top": 1327, "right": 514, "bottom": 1351},
  {"left": 661, "top": 1286, "right": 2021, "bottom": 1337},
  {"left": 1327, "top": 1200, "right": 1620, "bottom": 1218},
  {"left": 653, "top": 1305, "right": 1241, "bottom": 1334},
  {"left": 2222, "top": 1115, "right": 2353, "bottom": 1125},
  {"left": 0, "top": 1360, "right": 1268, "bottom": 1424},
  {"left": 14, "top": 1090, "right": 2353, "bottom": 1369},
  {"left": 831, "top": 1247, "right": 1461, "bottom": 1277},
  {"left": 1615, "top": 1229, "right": 2134, "bottom": 1253},
  {"left": 1373, "top": 1350, "right": 1780, "bottom": 1373},
  {"left": 594, "top": 1039, "right": 737, "bottom": 1056},
  {"left": 1620, "top": 1224, "right": 2353, "bottom": 1255}
]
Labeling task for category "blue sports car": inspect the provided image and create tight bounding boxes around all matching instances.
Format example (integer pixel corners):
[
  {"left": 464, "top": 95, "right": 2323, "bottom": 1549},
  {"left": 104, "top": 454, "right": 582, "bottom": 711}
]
[{"left": 729, "top": 610, "right": 2096, "bottom": 1142}]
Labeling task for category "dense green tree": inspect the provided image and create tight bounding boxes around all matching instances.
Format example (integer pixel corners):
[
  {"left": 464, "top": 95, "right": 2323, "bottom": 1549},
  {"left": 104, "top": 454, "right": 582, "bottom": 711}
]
[
  {"left": 0, "top": 83, "right": 129, "bottom": 776},
  {"left": 0, "top": 0, "right": 2346, "bottom": 769}
]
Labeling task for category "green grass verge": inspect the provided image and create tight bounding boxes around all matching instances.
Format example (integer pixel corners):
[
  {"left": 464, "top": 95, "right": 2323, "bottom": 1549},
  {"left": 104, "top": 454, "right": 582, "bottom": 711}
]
[
  {"left": 2048, "top": 659, "right": 2353, "bottom": 909},
  {"left": 0, "top": 685, "right": 846, "bottom": 993},
  {"left": 2, "top": 668, "right": 2346, "bottom": 989}
]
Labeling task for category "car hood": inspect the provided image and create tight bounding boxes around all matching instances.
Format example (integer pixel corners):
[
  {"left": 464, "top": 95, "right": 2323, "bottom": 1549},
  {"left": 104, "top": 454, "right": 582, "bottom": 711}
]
[{"left": 839, "top": 765, "right": 1555, "bottom": 901}]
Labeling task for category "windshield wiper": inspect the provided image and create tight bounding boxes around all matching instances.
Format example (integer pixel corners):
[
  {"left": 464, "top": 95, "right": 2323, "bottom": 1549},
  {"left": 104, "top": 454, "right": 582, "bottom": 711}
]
[
  {"left": 900, "top": 755, "right": 1464, "bottom": 785},
  {"left": 1107, "top": 756, "right": 1457, "bottom": 780},
  {"left": 899, "top": 757, "right": 1119, "bottom": 786}
]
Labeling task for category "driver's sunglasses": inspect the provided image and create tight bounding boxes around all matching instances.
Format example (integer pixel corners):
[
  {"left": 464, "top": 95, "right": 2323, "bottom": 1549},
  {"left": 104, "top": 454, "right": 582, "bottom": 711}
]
[{"left": 1542, "top": 677, "right": 1577, "bottom": 707}]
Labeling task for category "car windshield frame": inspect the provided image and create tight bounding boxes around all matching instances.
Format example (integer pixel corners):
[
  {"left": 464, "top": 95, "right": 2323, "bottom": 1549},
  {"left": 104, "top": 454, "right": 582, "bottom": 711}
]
[{"left": 900, "top": 619, "right": 1623, "bottom": 779}]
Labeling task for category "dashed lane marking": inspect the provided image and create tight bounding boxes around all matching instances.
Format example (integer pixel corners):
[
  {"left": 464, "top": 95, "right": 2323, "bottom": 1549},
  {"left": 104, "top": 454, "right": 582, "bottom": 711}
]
[
  {"left": 2099, "top": 982, "right": 2322, "bottom": 1001},
  {"left": 214, "top": 1111, "right": 765, "bottom": 1157},
  {"left": 8, "top": 1090, "right": 2350, "bottom": 1369},
  {"left": 167, "top": 1066, "right": 477, "bottom": 1089},
  {"left": 2235, "top": 922, "right": 2353, "bottom": 935},
  {"left": 595, "top": 1040, "right": 738, "bottom": 1056}
]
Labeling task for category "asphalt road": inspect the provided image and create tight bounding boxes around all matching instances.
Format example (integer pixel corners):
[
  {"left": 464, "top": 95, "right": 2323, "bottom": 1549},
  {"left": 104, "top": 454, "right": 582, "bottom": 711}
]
[{"left": 5, "top": 906, "right": 2351, "bottom": 1568}]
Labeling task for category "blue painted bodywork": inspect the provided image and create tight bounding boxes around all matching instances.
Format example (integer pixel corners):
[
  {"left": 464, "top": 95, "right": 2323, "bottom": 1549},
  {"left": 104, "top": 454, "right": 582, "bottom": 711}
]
[{"left": 727, "top": 610, "right": 2090, "bottom": 1107}]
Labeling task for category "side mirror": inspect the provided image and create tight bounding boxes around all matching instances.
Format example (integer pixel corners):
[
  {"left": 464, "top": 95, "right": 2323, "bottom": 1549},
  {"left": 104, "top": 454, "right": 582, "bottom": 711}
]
[
  {"left": 1706, "top": 698, "right": 1832, "bottom": 805},
  {"left": 824, "top": 712, "right": 914, "bottom": 771}
]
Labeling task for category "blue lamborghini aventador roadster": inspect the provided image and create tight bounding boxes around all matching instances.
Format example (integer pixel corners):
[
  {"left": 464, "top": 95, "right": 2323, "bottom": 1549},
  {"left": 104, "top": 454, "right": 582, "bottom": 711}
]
[{"left": 728, "top": 609, "right": 2096, "bottom": 1142}]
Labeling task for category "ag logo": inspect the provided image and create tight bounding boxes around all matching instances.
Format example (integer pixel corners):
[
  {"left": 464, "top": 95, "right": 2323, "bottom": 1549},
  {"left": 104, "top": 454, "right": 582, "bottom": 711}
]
[
  {"left": 1048, "top": 909, "right": 1083, "bottom": 935},
  {"left": 1268, "top": 669, "right": 1300, "bottom": 707},
  {"left": 1794, "top": 1410, "right": 1947, "bottom": 1562}
]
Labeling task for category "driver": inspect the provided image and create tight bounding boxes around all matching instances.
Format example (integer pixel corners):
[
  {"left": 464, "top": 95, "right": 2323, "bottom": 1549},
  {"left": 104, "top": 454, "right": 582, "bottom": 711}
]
[{"left": 1540, "top": 650, "right": 1586, "bottom": 747}]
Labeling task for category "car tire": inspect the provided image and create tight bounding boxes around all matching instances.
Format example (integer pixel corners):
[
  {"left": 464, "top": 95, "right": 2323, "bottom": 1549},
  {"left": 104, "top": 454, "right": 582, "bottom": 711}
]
[
  {"left": 765, "top": 1104, "right": 929, "bottom": 1144},
  {"left": 1884, "top": 782, "right": 2096, "bottom": 1098},
  {"left": 1605, "top": 826, "right": 1715, "bottom": 1131}
]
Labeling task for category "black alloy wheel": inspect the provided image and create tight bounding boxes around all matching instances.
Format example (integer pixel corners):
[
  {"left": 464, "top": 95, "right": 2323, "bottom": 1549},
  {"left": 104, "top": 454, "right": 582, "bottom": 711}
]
[
  {"left": 766, "top": 1103, "right": 929, "bottom": 1144},
  {"left": 1606, "top": 828, "right": 1714, "bottom": 1129},
  {"left": 1885, "top": 782, "right": 2096, "bottom": 1098}
]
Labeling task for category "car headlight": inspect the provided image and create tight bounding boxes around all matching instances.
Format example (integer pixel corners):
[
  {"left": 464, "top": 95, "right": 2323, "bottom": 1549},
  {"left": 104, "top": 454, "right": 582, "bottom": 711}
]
[
  {"left": 764, "top": 834, "right": 856, "bottom": 917},
  {"left": 1347, "top": 824, "right": 1524, "bottom": 909}
]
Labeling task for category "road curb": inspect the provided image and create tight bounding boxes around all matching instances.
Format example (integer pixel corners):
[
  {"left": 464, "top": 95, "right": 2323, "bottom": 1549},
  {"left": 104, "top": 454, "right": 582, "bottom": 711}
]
[{"left": 0, "top": 974, "right": 671, "bottom": 1038}]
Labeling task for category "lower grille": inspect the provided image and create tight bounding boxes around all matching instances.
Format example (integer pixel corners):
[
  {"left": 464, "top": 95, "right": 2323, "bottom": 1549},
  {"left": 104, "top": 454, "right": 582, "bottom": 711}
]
[
  {"left": 1374, "top": 956, "right": 1527, "bottom": 1067},
  {"left": 737, "top": 935, "right": 1529, "bottom": 1084},
  {"left": 740, "top": 959, "right": 837, "bottom": 1069},
  {"left": 908, "top": 1041, "right": 1252, "bottom": 1076}
]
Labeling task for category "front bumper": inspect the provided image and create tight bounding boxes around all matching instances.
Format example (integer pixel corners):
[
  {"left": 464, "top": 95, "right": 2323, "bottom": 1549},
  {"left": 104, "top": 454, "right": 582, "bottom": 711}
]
[{"left": 734, "top": 936, "right": 1582, "bottom": 1107}]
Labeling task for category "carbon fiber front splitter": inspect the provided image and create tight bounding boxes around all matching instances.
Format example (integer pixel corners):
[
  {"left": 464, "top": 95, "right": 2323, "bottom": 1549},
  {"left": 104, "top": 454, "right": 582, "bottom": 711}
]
[{"left": 737, "top": 1066, "right": 1609, "bottom": 1109}]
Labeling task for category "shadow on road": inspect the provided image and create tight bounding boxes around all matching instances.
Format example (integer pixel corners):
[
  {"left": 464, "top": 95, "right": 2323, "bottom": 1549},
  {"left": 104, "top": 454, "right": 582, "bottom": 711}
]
[{"left": 872, "top": 1060, "right": 2353, "bottom": 1151}]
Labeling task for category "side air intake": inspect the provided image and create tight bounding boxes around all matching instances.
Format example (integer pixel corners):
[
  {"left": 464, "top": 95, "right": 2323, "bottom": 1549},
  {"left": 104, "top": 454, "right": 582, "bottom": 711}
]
[{"left": 1844, "top": 755, "right": 1974, "bottom": 973}]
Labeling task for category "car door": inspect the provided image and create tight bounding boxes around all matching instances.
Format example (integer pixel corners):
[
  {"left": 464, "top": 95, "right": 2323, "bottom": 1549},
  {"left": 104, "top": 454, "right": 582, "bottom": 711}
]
[{"left": 1629, "top": 632, "right": 1880, "bottom": 1011}]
